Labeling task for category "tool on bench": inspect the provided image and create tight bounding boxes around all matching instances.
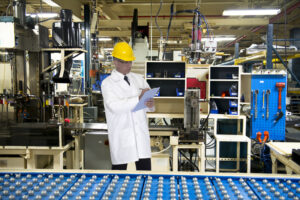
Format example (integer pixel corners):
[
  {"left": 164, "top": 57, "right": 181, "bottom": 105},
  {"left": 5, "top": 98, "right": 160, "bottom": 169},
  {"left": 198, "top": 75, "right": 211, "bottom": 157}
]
[
  {"left": 256, "top": 131, "right": 269, "bottom": 145},
  {"left": 256, "top": 132, "right": 262, "bottom": 143},
  {"left": 266, "top": 90, "right": 270, "bottom": 120},
  {"left": 274, "top": 82, "right": 285, "bottom": 123},
  {"left": 263, "top": 131, "right": 269, "bottom": 145}
]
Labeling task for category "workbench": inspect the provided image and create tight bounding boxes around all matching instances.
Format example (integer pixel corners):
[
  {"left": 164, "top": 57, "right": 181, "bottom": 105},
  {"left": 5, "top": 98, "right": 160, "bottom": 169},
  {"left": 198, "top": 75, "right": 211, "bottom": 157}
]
[
  {"left": 0, "top": 170, "right": 299, "bottom": 200},
  {"left": 266, "top": 142, "right": 300, "bottom": 174}
]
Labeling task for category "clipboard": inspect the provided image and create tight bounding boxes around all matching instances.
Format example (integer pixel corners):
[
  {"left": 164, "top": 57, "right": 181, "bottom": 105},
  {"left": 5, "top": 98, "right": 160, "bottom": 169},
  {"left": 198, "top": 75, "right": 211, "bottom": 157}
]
[{"left": 132, "top": 87, "right": 160, "bottom": 112}]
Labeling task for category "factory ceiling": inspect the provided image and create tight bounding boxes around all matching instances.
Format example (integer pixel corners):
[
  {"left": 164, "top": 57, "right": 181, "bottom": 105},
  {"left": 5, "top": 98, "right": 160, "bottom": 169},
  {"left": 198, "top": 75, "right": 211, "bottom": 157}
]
[{"left": 1, "top": 0, "right": 300, "bottom": 53}]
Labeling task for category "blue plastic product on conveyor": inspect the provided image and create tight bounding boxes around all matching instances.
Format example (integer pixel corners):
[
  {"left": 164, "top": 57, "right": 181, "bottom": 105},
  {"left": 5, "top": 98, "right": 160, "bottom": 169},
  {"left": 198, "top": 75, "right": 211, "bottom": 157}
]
[{"left": 0, "top": 172, "right": 300, "bottom": 200}]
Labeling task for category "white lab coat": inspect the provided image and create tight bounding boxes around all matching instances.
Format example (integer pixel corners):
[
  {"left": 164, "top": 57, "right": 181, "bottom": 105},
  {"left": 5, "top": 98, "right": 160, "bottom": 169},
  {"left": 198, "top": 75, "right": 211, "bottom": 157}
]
[{"left": 101, "top": 69, "right": 154, "bottom": 165}]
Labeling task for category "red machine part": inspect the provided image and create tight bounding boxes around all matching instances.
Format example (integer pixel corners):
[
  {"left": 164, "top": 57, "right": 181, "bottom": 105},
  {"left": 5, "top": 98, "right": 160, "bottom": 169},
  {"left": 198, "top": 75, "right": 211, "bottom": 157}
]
[
  {"left": 186, "top": 78, "right": 206, "bottom": 99},
  {"left": 256, "top": 132, "right": 262, "bottom": 143}
]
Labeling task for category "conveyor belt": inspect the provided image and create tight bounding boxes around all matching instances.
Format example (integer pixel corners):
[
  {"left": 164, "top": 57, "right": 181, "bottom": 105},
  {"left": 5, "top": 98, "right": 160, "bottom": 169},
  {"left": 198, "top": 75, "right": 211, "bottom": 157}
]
[{"left": 0, "top": 172, "right": 299, "bottom": 199}]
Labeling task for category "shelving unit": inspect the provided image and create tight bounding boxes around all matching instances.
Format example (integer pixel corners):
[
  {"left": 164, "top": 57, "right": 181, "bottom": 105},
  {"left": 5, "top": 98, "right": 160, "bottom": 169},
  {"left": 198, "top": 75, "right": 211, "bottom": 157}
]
[
  {"left": 206, "top": 66, "right": 251, "bottom": 173},
  {"left": 201, "top": 114, "right": 251, "bottom": 173},
  {"left": 208, "top": 65, "right": 241, "bottom": 115},
  {"left": 146, "top": 61, "right": 186, "bottom": 118},
  {"left": 210, "top": 79, "right": 239, "bottom": 82},
  {"left": 147, "top": 78, "right": 185, "bottom": 80},
  {"left": 146, "top": 61, "right": 186, "bottom": 98}
]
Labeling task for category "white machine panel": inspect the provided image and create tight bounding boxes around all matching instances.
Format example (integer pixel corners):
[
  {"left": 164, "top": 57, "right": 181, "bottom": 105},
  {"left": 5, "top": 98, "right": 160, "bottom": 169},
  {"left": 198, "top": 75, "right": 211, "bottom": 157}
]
[
  {"left": 0, "top": 157, "right": 25, "bottom": 169},
  {"left": 203, "top": 39, "right": 217, "bottom": 52},
  {"left": 0, "top": 23, "right": 15, "bottom": 48}
]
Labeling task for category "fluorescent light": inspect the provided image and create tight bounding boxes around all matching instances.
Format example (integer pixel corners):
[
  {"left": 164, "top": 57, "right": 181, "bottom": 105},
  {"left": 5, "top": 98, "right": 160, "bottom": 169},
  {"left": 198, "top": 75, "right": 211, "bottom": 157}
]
[
  {"left": 223, "top": 9, "right": 280, "bottom": 16},
  {"left": 42, "top": 0, "right": 60, "bottom": 7},
  {"left": 103, "top": 48, "right": 114, "bottom": 51},
  {"left": 202, "top": 37, "right": 236, "bottom": 42},
  {"left": 27, "top": 13, "right": 59, "bottom": 18},
  {"left": 98, "top": 38, "right": 112, "bottom": 41}
]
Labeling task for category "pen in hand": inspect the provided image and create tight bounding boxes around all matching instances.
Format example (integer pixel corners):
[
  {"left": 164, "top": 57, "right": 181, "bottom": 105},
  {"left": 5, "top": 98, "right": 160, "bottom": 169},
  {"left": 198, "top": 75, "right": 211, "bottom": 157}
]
[{"left": 139, "top": 88, "right": 150, "bottom": 100}]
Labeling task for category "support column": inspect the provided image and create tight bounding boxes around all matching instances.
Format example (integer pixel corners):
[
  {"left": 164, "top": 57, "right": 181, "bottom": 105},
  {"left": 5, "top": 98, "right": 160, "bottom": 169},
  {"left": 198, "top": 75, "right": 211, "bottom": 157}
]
[
  {"left": 234, "top": 43, "right": 239, "bottom": 59},
  {"left": 84, "top": 4, "right": 91, "bottom": 106},
  {"left": 266, "top": 24, "right": 273, "bottom": 69}
]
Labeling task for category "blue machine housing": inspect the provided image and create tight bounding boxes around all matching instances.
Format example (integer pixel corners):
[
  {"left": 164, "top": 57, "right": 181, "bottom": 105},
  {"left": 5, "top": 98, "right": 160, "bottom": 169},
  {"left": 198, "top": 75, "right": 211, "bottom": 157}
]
[{"left": 92, "top": 73, "right": 110, "bottom": 91}]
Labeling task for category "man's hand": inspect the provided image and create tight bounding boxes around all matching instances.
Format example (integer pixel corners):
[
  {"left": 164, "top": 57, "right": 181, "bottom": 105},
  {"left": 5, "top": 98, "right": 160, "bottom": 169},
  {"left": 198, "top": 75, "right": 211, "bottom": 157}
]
[
  {"left": 139, "top": 88, "right": 149, "bottom": 100},
  {"left": 145, "top": 98, "right": 154, "bottom": 108}
]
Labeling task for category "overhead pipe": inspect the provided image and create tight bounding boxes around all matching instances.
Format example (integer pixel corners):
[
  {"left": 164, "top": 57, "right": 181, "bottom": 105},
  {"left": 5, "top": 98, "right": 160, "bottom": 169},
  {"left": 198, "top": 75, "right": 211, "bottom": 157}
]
[{"left": 224, "top": 1, "right": 300, "bottom": 47}]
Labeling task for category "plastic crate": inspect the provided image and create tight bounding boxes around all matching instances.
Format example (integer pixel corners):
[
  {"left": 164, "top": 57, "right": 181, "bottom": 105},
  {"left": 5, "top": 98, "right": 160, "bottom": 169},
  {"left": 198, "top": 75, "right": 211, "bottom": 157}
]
[
  {"left": 229, "top": 100, "right": 238, "bottom": 108},
  {"left": 176, "top": 88, "right": 184, "bottom": 96}
]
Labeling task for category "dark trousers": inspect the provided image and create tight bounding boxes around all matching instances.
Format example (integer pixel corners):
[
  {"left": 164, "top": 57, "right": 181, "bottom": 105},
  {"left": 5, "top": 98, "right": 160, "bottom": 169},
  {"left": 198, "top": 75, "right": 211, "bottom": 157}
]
[{"left": 112, "top": 158, "right": 151, "bottom": 171}]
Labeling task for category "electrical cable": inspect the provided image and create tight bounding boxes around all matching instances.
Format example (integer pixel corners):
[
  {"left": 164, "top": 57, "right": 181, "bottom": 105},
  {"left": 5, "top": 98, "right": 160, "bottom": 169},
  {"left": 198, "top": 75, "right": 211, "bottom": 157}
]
[
  {"left": 206, "top": 144, "right": 215, "bottom": 149},
  {"left": 206, "top": 159, "right": 215, "bottom": 169},
  {"left": 150, "top": 0, "right": 153, "bottom": 61},
  {"left": 199, "top": 13, "right": 210, "bottom": 37},
  {"left": 206, "top": 135, "right": 215, "bottom": 145},
  {"left": 192, "top": 14, "right": 196, "bottom": 44},
  {"left": 162, "top": 6, "right": 212, "bottom": 58},
  {"left": 151, "top": 145, "right": 171, "bottom": 155},
  {"left": 200, "top": 100, "right": 216, "bottom": 148},
  {"left": 155, "top": 118, "right": 162, "bottom": 125},
  {"left": 155, "top": 0, "right": 163, "bottom": 55},
  {"left": 163, "top": 118, "right": 169, "bottom": 126},
  {"left": 200, "top": 100, "right": 212, "bottom": 132},
  {"left": 163, "top": 7, "right": 199, "bottom": 58},
  {"left": 5, "top": 1, "right": 12, "bottom": 16},
  {"left": 178, "top": 149, "right": 199, "bottom": 171},
  {"left": 206, "top": 137, "right": 215, "bottom": 147},
  {"left": 162, "top": 1, "right": 174, "bottom": 60}
]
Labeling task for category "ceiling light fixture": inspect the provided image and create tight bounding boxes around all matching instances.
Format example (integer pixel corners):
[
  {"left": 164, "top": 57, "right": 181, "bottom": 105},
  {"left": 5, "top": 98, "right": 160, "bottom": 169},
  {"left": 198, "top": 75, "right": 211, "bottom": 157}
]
[
  {"left": 42, "top": 0, "right": 60, "bottom": 7},
  {"left": 223, "top": 9, "right": 280, "bottom": 16},
  {"left": 103, "top": 48, "right": 114, "bottom": 51},
  {"left": 27, "top": 13, "right": 59, "bottom": 18},
  {"left": 98, "top": 38, "right": 112, "bottom": 41}
]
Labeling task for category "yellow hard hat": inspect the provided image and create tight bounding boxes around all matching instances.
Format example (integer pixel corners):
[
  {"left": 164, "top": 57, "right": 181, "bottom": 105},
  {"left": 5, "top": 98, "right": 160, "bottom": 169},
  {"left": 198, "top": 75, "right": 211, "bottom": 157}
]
[{"left": 112, "top": 42, "right": 136, "bottom": 61}]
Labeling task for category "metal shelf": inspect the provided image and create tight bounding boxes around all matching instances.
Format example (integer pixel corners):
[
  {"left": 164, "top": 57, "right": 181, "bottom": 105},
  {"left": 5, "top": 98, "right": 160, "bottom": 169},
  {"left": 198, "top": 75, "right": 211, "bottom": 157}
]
[
  {"left": 210, "top": 79, "right": 239, "bottom": 82},
  {"left": 147, "top": 113, "right": 184, "bottom": 118},
  {"left": 240, "top": 102, "right": 250, "bottom": 105},
  {"left": 146, "top": 78, "right": 185, "bottom": 80},
  {"left": 210, "top": 96, "right": 238, "bottom": 99},
  {"left": 154, "top": 97, "right": 184, "bottom": 99}
]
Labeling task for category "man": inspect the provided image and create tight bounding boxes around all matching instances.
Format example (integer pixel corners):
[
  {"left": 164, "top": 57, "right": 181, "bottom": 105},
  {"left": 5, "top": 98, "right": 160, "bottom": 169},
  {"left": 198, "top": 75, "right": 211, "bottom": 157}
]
[{"left": 101, "top": 42, "right": 154, "bottom": 170}]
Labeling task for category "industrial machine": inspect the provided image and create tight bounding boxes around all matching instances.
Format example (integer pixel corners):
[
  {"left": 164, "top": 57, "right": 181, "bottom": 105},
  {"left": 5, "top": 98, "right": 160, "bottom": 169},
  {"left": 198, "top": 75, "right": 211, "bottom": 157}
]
[
  {"left": 180, "top": 89, "right": 205, "bottom": 142},
  {"left": 52, "top": 9, "right": 82, "bottom": 83},
  {"left": 0, "top": 1, "right": 88, "bottom": 170}
]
